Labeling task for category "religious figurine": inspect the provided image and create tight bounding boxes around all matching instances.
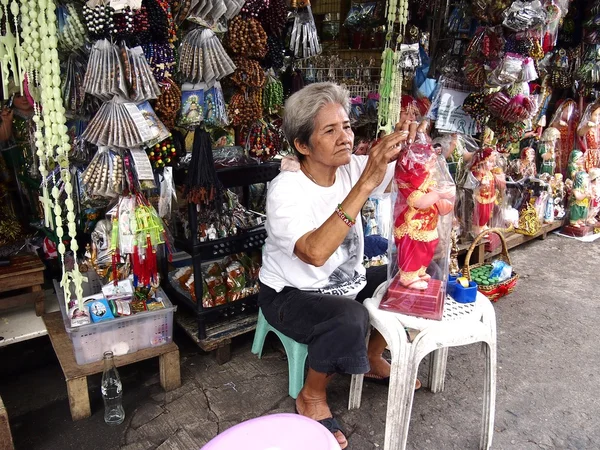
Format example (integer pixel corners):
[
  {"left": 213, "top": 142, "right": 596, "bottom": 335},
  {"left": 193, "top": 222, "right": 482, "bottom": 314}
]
[
  {"left": 471, "top": 147, "right": 504, "bottom": 235},
  {"left": 207, "top": 223, "right": 217, "bottom": 240},
  {"left": 538, "top": 127, "right": 561, "bottom": 175},
  {"left": 393, "top": 137, "right": 455, "bottom": 290},
  {"left": 515, "top": 147, "right": 537, "bottom": 179},
  {"left": 577, "top": 101, "right": 600, "bottom": 172},
  {"left": 568, "top": 171, "right": 591, "bottom": 227},
  {"left": 566, "top": 149, "right": 585, "bottom": 181},
  {"left": 448, "top": 228, "right": 460, "bottom": 277},
  {"left": 362, "top": 199, "right": 379, "bottom": 236},
  {"left": 587, "top": 168, "right": 600, "bottom": 225},
  {"left": 551, "top": 173, "right": 566, "bottom": 220},
  {"left": 548, "top": 99, "right": 579, "bottom": 176}
]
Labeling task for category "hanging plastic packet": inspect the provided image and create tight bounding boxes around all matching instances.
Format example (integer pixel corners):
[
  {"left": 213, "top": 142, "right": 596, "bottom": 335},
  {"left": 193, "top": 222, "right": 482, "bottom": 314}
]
[
  {"left": 178, "top": 28, "right": 236, "bottom": 84},
  {"left": 159, "top": 167, "right": 177, "bottom": 219},
  {"left": 137, "top": 101, "right": 171, "bottom": 147},
  {"left": 204, "top": 81, "right": 229, "bottom": 127},
  {"left": 179, "top": 84, "right": 205, "bottom": 128},
  {"left": 289, "top": 0, "right": 322, "bottom": 59},
  {"left": 502, "top": 1, "right": 546, "bottom": 32}
]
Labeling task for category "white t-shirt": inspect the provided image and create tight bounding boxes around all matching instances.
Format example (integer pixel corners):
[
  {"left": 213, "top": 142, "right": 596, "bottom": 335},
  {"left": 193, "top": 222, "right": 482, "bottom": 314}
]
[{"left": 259, "top": 155, "right": 395, "bottom": 299}]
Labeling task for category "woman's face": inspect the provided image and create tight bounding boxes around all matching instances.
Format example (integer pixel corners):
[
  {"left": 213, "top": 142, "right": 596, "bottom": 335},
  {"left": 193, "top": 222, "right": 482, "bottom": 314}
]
[{"left": 297, "top": 102, "right": 354, "bottom": 167}]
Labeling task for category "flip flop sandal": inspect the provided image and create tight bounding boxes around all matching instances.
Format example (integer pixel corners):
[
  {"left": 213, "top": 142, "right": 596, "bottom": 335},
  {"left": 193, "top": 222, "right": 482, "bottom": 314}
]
[
  {"left": 317, "top": 417, "right": 348, "bottom": 449},
  {"left": 364, "top": 373, "right": 390, "bottom": 386},
  {"left": 295, "top": 407, "right": 348, "bottom": 449}
]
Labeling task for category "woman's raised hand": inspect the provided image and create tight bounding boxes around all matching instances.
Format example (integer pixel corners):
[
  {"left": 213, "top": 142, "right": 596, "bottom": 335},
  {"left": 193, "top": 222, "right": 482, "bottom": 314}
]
[{"left": 359, "top": 120, "right": 413, "bottom": 192}]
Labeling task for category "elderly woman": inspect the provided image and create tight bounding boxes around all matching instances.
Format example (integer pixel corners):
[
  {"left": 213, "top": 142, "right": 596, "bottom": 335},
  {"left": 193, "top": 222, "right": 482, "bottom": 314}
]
[{"left": 258, "top": 82, "right": 423, "bottom": 448}]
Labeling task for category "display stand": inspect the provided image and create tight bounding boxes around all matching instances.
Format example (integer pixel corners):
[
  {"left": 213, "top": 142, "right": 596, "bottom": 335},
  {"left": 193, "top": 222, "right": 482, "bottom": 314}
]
[
  {"left": 164, "top": 161, "right": 280, "bottom": 363},
  {"left": 0, "top": 255, "right": 46, "bottom": 316},
  {"left": 43, "top": 312, "right": 181, "bottom": 421},
  {"left": 486, "top": 221, "right": 564, "bottom": 260},
  {"left": 560, "top": 224, "right": 593, "bottom": 237}
]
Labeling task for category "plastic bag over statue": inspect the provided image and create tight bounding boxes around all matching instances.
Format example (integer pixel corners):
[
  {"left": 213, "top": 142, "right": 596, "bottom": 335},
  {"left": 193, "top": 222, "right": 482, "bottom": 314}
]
[{"left": 379, "top": 133, "right": 456, "bottom": 320}]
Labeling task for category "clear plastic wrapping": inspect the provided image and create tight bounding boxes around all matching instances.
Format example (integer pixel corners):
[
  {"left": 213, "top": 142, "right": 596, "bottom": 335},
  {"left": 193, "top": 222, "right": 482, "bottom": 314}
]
[
  {"left": 548, "top": 99, "right": 579, "bottom": 177},
  {"left": 470, "top": 148, "right": 506, "bottom": 235},
  {"left": 577, "top": 101, "right": 600, "bottom": 172},
  {"left": 379, "top": 133, "right": 455, "bottom": 320}
]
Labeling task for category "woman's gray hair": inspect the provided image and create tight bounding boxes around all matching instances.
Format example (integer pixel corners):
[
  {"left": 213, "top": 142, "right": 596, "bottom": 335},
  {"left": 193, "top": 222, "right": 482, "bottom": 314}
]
[{"left": 282, "top": 82, "right": 350, "bottom": 159}]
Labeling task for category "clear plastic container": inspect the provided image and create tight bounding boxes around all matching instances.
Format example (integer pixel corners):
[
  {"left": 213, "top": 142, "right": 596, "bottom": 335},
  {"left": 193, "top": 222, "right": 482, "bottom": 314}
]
[{"left": 54, "top": 280, "right": 177, "bottom": 365}]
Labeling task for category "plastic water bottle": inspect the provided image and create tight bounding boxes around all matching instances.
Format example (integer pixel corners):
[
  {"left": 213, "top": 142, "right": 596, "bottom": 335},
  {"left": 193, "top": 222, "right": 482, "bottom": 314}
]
[{"left": 101, "top": 351, "right": 125, "bottom": 425}]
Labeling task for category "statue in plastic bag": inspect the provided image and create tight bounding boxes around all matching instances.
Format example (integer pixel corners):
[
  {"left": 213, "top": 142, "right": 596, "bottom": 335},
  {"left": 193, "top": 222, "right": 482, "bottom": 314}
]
[
  {"left": 577, "top": 101, "right": 600, "bottom": 172},
  {"left": 471, "top": 147, "right": 504, "bottom": 235},
  {"left": 393, "top": 137, "right": 455, "bottom": 290},
  {"left": 548, "top": 99, "right": 578, "bottom": 176},
  {"left": 587, "top": 168, "right": 600, "bottom": 225}
]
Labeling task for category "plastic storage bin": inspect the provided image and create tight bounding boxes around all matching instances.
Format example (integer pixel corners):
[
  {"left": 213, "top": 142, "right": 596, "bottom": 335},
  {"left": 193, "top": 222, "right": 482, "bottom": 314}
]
[{"left": 54, "top": 280, "right": 177, "bottom": 365}]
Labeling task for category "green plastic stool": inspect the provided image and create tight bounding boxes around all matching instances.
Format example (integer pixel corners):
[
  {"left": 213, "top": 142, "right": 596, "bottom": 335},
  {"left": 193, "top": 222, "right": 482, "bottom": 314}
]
[{"left": 252, "top": 308, "right": 308, "bottom": 399}]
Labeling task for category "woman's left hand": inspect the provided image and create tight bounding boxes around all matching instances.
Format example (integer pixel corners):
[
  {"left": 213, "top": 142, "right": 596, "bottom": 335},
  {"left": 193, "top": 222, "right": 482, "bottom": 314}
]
[{"left": 357, "top": 121, "right": 412, "bottom": 192}]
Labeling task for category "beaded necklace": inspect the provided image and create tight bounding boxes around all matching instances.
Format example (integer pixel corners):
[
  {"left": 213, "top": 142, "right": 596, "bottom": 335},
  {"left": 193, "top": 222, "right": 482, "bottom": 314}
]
[
  {"left": 24, "top": 0, "right": 84, "bottom": 307},
  {"left": 377, "top": 0, "right": 409, "bottom": 134}
]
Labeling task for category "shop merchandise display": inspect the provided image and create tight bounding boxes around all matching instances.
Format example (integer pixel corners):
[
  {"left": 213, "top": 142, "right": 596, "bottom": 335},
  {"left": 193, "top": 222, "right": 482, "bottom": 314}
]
[{"left": 6, "top": 0, "right": 600, "bottom": 340}]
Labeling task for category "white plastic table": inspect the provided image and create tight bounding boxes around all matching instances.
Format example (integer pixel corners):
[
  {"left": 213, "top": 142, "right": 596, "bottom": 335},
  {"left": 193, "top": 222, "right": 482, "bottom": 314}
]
[{"left": 348, "top": 284, "right": 497, "bottom": 450}]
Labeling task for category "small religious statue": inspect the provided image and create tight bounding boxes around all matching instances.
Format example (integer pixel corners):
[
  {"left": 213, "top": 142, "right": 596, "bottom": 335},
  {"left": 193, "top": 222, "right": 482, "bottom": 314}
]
[
  {"left": 587, "top": 168, "right": 600, "bottom": 225},
  {"left": 516, "top": 147, "right": 537, "bottom": 179},
  {"left": 568, "top": 171, "right": 591, "bottom": 227},
  {"left": 362, "top": 199, "right": 379, "bottom": 236},
  {"left": 548, "top": 99, "right": 579, "bottom": 176},
  {"left": 393, "top": 138, "right": 456, "bottom": 290},
  {"left": 566, "top": 149, "right": 585, "bottom": 181},
  {"left": 538, "top": 127, "right": 561, "bottom": 175},
  {"left": 551, "top": 173, "right": 566, "bottom": 220},
  {"left": 207, "top": 223, "right": 217, "bottom": 240},
  {"left": 471, "top": 147, "right": 505, "bottom": 235},
  {"left": 449, "top": 228, "right": 460, "bottom": 277},
  {"left": 577, "top": 101, "right": 600, "bottom": 172},
  {"left": 199, "top": 223, "right": 207, "bottom": 242}
]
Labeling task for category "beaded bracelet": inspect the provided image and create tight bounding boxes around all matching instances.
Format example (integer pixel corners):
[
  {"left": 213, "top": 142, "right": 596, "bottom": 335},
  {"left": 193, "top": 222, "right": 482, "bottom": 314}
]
[{"left": 336, "top": 204, "right": 355, "bottom": 227}]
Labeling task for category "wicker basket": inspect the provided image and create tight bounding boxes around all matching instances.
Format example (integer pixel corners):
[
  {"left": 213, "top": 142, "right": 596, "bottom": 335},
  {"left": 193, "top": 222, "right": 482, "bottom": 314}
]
[{"left": 462, "top": 228, "right": 519, "bottom": 302}]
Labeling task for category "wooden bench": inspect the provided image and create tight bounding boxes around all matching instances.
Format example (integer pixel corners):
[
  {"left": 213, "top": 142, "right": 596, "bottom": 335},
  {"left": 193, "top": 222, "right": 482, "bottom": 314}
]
[
  {"left": 0, "top": 255, "right": 45, "bottom": 316},
  {"left": 0, "top": 395, "right": 14, "bottom": 450},
  {"left": 43, "top": 312, "right": 181, "bottom": 421}
]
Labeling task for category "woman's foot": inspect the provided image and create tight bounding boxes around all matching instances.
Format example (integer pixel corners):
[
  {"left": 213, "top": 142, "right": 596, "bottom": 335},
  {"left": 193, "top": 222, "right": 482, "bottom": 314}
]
[
  {"left": 419, "top": 273, "right": 432, "bottom": 281},
  {"left": 296, "top": 390, "right": 348, "bottom": 449},
  {"left": 367, "top": 355, "right": 391, "bottom": 378}
]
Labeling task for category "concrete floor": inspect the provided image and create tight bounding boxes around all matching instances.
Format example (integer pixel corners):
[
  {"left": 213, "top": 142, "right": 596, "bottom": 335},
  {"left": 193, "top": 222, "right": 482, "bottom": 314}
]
[{"left": 0, "top": 233, "right": 598, "bottom": 450}]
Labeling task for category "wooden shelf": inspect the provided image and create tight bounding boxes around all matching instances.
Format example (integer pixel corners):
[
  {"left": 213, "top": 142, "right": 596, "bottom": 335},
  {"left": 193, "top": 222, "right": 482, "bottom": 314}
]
[
  {"left": 175, "top": 306, "right": 257, "bottom": 364},
  {"left": 485, "top": 221, "right": 564, "bottom": 260},
  {"left": 0, "top": 290, "right": 59, "bottom": 347}
]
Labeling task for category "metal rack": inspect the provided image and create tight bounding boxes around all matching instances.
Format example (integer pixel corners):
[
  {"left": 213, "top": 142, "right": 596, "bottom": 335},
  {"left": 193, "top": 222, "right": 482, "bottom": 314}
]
[
  {"left": 162, "top": 162, "right": 281, "bottom": 362},
  {"left": 295, "top": 55, "right": 380, "bottom": 99}
]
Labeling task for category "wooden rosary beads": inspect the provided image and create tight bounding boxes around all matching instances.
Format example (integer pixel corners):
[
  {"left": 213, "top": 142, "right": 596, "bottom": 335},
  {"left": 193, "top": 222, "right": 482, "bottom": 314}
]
[
  {"left": 226, "top": 16, "right": 268, "bottom": 58},
  {"left": 231, "top": 57, "right": 266, "bottom": 88},
  {"left": 229, "top": 90, "right": 263, "bottom": 126},
  {"left": 155, "top": 78, "right": 182, "bottom": 128}
]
